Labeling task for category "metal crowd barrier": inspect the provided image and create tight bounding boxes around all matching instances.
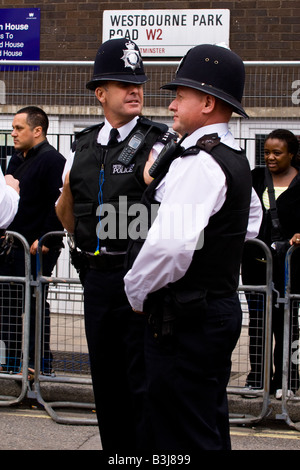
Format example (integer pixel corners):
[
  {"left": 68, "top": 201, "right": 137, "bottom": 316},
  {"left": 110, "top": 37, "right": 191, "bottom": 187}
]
[
  {"left": 0, "top": 231, "right": 31, "bottom": 406},
  {"left": 32, "top": 231, "right": 97, "bottom": 425},
  {"left": 280, "top": 245, "right": 300, "bottom": 430},
  {"left": 0, "top": 232, "right": 293, "bottom": 430},
  {"left": 228, "top": 238, "right": 273, "bottom": 425}
]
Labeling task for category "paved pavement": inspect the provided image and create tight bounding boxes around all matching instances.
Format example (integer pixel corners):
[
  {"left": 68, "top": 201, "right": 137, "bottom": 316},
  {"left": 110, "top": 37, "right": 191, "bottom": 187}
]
[
  {"left": 1, "top": 379, "right": 300, "bottom": 452},
  {"left": 0, "top": 406, "right": 101, "bottom": 450},
  {"left": 1, "top": 402, "right": 300, "bottom": 452},
  {"left": 231, "top": 420, "right": 300, "bottom": 450}
]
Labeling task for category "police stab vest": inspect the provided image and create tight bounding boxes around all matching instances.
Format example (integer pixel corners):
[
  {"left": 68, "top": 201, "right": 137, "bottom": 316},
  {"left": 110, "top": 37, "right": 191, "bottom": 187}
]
[
  {"left": 126, "top": 133, "right": 252, "bottom": 298},
  {"left": 69, "top": 117, "right": 168, "bottom": 252}
]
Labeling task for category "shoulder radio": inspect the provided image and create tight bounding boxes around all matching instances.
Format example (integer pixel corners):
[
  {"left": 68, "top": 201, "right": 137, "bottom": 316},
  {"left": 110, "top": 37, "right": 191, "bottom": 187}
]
[{"left": 149, "top": 133, "right": 188, "bottom": 178}]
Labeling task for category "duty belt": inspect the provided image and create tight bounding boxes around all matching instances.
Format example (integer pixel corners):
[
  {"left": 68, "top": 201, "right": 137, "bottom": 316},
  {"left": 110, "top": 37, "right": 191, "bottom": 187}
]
[{"left": 85, "top": 252, "right": 126, "bottom": 271}]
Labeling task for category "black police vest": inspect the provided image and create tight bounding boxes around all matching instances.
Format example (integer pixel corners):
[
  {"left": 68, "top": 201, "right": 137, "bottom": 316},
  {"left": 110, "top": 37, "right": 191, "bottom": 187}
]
[
  {"left": 126, "top": 134, "right": 252, "bottom": 298},
  {"left": 69, "top": 117, "right": 168, "bottom": 252}
]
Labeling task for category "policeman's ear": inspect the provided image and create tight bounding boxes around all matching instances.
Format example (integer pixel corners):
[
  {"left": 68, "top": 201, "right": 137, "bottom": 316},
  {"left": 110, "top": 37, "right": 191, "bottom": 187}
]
[
  {"left": 201, "top": 94, "right": 216, "bottom": 114},
  {"left": 95, "top": 86, "right": 107, "bottom": 106}
]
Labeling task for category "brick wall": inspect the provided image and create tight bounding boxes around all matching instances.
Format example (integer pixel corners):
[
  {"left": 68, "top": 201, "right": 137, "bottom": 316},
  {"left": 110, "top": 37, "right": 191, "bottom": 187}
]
[{"left": 0, "top": 0, "right": 299, "bottom": 61}]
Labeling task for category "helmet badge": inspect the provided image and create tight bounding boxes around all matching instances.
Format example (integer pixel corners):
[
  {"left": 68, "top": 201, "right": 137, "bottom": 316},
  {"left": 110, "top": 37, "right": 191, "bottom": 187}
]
[{"left": 121, "top": 42, "right": 142, "bottom": 71}]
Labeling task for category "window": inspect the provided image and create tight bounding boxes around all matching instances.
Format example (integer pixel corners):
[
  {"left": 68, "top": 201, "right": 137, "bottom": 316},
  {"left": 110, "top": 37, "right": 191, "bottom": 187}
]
[
  {"left": 0, "top": 133, "right": 14, "bottom": 173},
  {"left": 255, "top": 134, "right": 268, "bottom": 167}
]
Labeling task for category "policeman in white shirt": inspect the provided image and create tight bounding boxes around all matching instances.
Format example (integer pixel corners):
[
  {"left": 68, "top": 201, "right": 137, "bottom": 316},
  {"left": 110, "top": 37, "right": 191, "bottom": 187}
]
[
  {"left": 124, "top": 43, "right": 262, "bottom": 450},
  {"left": 0, "top": 170, "right": 19, "bottom": 229}
]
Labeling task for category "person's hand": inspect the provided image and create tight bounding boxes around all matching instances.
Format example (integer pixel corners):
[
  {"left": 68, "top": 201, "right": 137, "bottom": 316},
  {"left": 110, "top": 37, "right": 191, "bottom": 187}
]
[
  {"left": 30, "top": 239, "right": 50, "bottom": 255},
  {"left": 289, "top": 233, "right": 300, "bottom": 245},
  {"left": 143, "top": 151, "right": 155, "bottom": 185},
  {"left": 5, "top": 174, "right": 20, "bottom": 194}
]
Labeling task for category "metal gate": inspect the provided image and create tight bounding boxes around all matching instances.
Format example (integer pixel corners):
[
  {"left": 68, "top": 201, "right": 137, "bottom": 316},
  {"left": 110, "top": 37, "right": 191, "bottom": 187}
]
[
  {"left": 0, "top": 231, "right": 31, "bottom": 406},
  {"left": 32, "top": 231, "right": 97, "bottom": 425},
  {"left": 279, "top": 245, "right": 300, "bottom": 430},
  {"left": 228, "top": 238, "right": 273, "bottom": 424}
]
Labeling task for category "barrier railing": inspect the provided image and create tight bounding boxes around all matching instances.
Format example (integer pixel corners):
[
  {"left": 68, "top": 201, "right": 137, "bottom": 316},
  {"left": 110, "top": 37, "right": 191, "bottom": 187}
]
[
  {"left": 0, "top": 231, "right": 31, "bottom": 406},
  {"left": 2, "top": 231, "right": 300, "bottom": 431},
  {"left": 228, "top": 238, "right": 273, "bottom": 424},
  {"left": 32, "top": 231, "right": 97, "bottom": 425},
  {"left": 280, "top": 245, "right": 300, "bottom": 430}
]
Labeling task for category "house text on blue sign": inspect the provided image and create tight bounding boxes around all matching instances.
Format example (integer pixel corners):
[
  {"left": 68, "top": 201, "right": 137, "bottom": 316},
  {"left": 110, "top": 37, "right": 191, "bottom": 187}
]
[{"left": 0, "top": 8, "right": 40, "bottom": 70}]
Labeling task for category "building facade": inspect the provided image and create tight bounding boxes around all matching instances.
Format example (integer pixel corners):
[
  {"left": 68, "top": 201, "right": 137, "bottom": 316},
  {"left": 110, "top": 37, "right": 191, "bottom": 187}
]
[
  {"left": 0, "top": 1, "right": 300, "bottom": 168},
  {"left": 1, "top": 0, "right": 299, "bottom": 62}
]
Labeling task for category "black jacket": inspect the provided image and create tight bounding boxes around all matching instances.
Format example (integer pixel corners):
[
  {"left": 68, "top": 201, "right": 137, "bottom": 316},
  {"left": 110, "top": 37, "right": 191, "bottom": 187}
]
[
  {"left": 242, "top": 166, "right": 300, "bottom": 292},
  {"left": 6, "top": 139, "right": 65, "bottom": 247},
  {"left": 252, "top": 167, "right": 300, "bottom": 244}
]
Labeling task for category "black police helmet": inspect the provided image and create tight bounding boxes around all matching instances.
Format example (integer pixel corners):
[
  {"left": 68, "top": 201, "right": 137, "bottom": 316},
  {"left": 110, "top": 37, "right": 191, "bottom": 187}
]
[
  {"left": 86, "top": 38, "right": 148, "bottom": 90},
  {"left": 161, "top": 44, "right": 248, "bottom": 118}
]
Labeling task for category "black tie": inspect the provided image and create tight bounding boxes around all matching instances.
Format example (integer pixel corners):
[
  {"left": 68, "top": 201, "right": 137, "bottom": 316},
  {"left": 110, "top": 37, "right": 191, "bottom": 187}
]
[{"left": 108, "top": 128, "right": 119, "bottom": 145}]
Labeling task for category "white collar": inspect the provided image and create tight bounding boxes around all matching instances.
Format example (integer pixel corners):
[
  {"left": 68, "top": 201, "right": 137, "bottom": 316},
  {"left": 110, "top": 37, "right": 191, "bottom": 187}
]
[
  {"left": 182, "top": 123, "right": 230, "bottom": 149},
  {"left": 98, "top": 116, "right": 139, "bottom": 144},
  {"left": 182, "top": 123, "right": 241, "bottom": 151}
]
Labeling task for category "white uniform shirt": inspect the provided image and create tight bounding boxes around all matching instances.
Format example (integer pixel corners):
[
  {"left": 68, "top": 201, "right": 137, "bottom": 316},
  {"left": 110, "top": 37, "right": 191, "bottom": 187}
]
[
  {"left": 124, "top": 123, "right": 263, "bottom": 311},
  {"left": 0, "top": 169, "right": 19, "bottom": 229}
]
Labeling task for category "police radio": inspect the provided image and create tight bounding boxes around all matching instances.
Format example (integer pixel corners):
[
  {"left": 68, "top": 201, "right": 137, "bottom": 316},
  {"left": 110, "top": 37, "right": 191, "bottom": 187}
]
[
  {"left": 117, "top": 131, "right": 146, "bottom": 166},
  {"left": 149, "top": 133, "right": 188, "bottom": 178}
]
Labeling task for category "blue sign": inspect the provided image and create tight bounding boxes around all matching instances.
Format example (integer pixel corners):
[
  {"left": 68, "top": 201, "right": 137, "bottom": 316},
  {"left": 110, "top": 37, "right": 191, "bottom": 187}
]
[{"left": 0, "top": 8, "right": 40, "bottom": 70}]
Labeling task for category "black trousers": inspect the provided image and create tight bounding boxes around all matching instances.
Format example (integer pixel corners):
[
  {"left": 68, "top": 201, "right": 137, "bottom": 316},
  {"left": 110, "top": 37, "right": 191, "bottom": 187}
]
[
  {"left": 143, "top": 293, "right": 242, "bottom": 451},
  {"left": 83, "top": 266, "right": 148, "bottom": 451}
]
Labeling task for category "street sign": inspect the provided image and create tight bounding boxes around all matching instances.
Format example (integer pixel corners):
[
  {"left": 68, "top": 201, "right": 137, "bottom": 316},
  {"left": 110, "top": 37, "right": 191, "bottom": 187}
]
[
  {"left": 103, "top": 9, "right": 230, "bottom": 57},
  {"left": 0, "top": 8, "right": 40, "bottom": 70}
]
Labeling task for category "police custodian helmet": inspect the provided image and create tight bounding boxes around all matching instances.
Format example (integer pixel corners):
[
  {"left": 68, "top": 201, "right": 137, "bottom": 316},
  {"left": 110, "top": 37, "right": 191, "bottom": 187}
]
[
  {"left": 86, "top": 38, "right": 148, "bottom": 90},
  {"left": 162, "top": 44, "right": 248, "bottom": 119}
]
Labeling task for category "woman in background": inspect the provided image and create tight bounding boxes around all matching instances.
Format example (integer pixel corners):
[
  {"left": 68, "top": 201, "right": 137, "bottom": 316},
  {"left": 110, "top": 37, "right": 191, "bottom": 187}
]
[{"left": 242, "top": 129, "right": 300, "bottom": 398}]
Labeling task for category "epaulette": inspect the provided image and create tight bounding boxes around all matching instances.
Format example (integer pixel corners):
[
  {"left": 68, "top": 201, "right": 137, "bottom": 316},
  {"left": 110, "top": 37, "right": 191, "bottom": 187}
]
[
  {"left": 138, "top": 116, "right": 168, "bottom": 134},
  {"left": 138, "top": 116, "right": 178, "bottom": 144},
  {"left": 156, "top": 130, "right": 178, "bottom": 145},
  {"left": 196, "top": 133, "right": 221, "bottom": 152},
  {"left": 71, "top": 123, "right": 104, "bottom": 152},
  {"left": 181, "top": 133, "right": 221, "bottom": 158}
]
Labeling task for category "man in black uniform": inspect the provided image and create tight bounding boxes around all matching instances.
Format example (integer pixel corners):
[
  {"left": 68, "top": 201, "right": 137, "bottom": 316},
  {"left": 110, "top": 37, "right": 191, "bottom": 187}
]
[
  {"left": 56, "top": 38, "right": 175, "bottom": 450},
  {"left": 124, "top": 44, "right": 262, "bottom": 450},
  {"left": 0, "top": 106, "right": 65, "bottom": 375}
]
